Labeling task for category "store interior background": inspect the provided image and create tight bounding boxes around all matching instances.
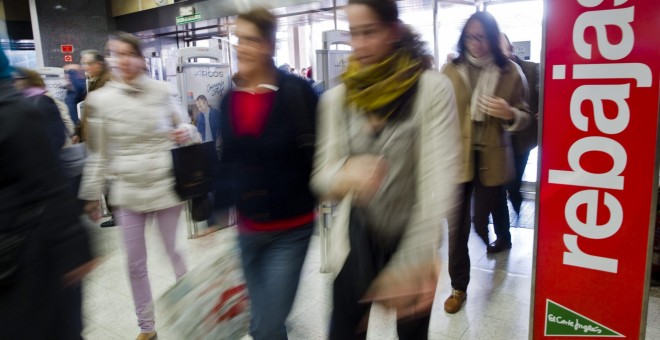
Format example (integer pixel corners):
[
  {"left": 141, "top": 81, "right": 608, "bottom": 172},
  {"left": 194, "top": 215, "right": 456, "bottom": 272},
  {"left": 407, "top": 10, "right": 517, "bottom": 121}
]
[{"left": 2, "top": 0, "right": 660, "bottom": 338}]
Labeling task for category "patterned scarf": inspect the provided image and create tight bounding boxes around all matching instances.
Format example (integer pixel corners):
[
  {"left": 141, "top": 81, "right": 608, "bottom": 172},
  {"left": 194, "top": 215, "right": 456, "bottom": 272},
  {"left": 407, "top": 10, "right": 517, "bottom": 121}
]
[
  {"left": 456, "top": 54, "right": 501, "bottom": 122},
  {"left": 342, "top": 49, "right": 425, "bottom": 118}
]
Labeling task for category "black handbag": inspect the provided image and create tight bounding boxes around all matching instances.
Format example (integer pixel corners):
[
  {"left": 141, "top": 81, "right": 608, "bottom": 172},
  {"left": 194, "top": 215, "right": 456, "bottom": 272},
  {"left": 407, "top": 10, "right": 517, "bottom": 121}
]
[
  {"left": 190, "top": 195, "right": 212, "bottom": 222},
  {"left": 171, "top": 141, "right": 217, "bottom": 201}
]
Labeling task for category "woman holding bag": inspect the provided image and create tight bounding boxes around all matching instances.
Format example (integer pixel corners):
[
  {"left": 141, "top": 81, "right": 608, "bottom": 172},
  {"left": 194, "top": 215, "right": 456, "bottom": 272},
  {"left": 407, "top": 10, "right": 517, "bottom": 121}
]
[
  {"left": 310, "top": 0, "right": 461, "bottom": 338},
  {"left": 79, "top": 32, "right": 199, "bottom": 340}
]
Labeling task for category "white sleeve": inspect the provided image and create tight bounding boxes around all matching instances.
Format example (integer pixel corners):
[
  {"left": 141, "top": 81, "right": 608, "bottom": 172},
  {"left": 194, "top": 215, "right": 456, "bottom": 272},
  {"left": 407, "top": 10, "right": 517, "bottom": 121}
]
[
  {"left": 310, "top": 87, "right": 350, "bottom": 199},
  {"left": 78, "top": 96, "right": 107, "bottom": 201},
  {"left": 388, "top": 72, "right": 462, "bottom": 270}
]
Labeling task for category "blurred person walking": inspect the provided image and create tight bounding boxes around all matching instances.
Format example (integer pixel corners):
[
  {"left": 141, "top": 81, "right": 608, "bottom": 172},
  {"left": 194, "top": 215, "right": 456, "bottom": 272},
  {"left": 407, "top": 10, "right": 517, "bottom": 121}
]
[
  {"left": 78, "top": 32, "right": 199, "bottom": 340},
  {"left": 214, "top": 8, "right": 318, "bottom": 340},
  {"left": 500, "top": 33, "right": 540, "bottom": 219},
  {"left": 0, "top": 49, "right": 95, "bottom": 340},
  {"left": 441, "top": 11, "right": 531, "bottom": 314},
  {"left": 79, "top": 49, "right": 114, "bottom": 142},
  {"left": 12, "top": 67, "right": 67, "bottom": 154},
  {"left": 310, "top": 0, "right": 461, "bottom": 338},
  {"left": 64, "top": 63, "right": 86, "bottom": 126},
  {"left": 11, "top": 67, "right": 76, "bottom": 146},
  {"left": 78, "top": 50, "right": 117, "bottom": 227},
  {"left": 11, "top": 66, "right": 86, "bottom": 211}
]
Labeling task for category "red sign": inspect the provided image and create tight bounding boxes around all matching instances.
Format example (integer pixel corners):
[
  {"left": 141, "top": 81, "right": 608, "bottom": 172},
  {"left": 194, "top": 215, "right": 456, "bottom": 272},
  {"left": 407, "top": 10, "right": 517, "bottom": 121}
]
[
  {"left": 533, "top": 0, "right": 660, "bottom": 339},
  {"left": 64, "top": 54, "right": 73, "bottom": 63},
  {"left": 61, "top": 45, "right": 74, "bottom": 53}
]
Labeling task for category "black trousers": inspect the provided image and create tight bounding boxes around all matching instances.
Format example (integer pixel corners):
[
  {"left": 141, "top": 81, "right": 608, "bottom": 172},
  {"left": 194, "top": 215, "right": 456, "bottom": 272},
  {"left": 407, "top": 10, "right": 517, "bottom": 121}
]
[
  {"left": 448, "top": 152, "right": 510, "bottom": 291},
  {"left": 507, "top": 143, "right": 533, "bottom": 215},
  {"left": 330, "top": 210, "right": 430, "bottom": 340}
]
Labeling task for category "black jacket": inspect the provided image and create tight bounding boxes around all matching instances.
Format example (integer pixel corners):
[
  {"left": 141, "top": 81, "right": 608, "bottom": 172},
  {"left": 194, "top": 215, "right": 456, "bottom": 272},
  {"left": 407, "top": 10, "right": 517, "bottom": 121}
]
[
  {"left": 24, "top": 93, "right": 66, "bottom": 154},
  {"left": 215, "top": 70, "right": 318, "bottom": 222},
  {"left": 0, "top": 80, "right": 92, "bottom": 339}
]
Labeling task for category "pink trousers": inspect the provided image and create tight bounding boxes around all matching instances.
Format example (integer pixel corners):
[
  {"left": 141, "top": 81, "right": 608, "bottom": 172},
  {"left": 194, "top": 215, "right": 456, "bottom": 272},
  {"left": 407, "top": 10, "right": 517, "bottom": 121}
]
[{"left": 115, "top": 204, "right": 187, "bottom": 333}]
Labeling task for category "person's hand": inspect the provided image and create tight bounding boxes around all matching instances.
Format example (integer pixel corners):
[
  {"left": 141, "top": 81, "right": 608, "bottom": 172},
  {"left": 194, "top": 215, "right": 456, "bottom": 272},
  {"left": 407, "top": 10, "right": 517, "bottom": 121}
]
[
  {"left": 71, "top": 135, "right": 80, "bottom": 144},
  {"left": 172, "top": 127, "right": 192, "bottom": 144},
  {"left": 84, "top": 200, "right": 101, "bottom": 221},
  {"left": 341, "top": 155, "right": 388, "bottom": 206},
  {"left": 535, "top": 112, "right": 539, "bottom": 120},
  {"left": 63, "top": 258, "right": 100, "bottom": 287},
  {"left": 361, "top": 260, "right": 440, "bottom": 320},
  {"left": 479, "top": 96, "right": 514, "bottom": 120}
]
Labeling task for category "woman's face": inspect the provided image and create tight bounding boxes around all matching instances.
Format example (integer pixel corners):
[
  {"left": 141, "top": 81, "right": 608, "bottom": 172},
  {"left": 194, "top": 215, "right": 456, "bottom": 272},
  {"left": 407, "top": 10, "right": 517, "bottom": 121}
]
[
  {"left": 109, "top": 40, "right": 145, "bottom": 81},
  {"left": 346, "top": 4, "right": 399, "bottom": 67},
  {"left": 464, "top": 19, "right": 490, "bottom": 59},
  {"left": 235, "top": 18, "right": 274, "bottom": 74}
]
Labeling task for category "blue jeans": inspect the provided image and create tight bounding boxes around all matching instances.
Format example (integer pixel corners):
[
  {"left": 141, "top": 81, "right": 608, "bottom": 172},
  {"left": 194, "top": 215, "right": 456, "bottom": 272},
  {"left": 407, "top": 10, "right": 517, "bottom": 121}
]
[{"left": 238, "top": 223, "right": 314, "bottom": 340}]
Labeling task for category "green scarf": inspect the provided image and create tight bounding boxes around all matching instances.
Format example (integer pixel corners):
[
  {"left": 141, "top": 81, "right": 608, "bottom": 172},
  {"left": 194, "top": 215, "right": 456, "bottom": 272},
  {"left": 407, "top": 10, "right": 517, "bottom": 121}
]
[{"left": 342, "top": 49, "right": 425, "bottom": 118}]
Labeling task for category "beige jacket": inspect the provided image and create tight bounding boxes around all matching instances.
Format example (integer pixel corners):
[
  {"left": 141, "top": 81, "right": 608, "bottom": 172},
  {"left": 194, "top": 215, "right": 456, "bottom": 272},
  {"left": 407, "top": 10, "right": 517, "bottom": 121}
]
[
  {"left": 310, "top": 70, "right": 462, "bottom": 274},
  {"left": 442, "top": 60, "right": 531, "bottom": 186},
  {"left": 79, "top": 75, "right": 198, "bottom": 212}
]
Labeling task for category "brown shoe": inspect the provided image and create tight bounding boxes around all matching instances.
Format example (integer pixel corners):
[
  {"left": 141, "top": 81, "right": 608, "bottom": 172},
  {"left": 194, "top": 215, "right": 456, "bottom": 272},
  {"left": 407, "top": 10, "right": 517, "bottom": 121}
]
[
  {"left": 487, "top": 239, "right": 512, "bottom": 253},
  {"left": 444, "top": 289, "right": 467, "bottom": 314},
  {"left": 136, "top": 331, "right": 157, "bottom": 340}
]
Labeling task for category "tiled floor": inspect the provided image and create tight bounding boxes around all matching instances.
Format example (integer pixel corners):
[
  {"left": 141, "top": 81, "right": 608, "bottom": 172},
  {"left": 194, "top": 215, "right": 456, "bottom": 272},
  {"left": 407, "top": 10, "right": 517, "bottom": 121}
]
[{"left": 82, "top": 205, "right": 660, "bottom": 339}]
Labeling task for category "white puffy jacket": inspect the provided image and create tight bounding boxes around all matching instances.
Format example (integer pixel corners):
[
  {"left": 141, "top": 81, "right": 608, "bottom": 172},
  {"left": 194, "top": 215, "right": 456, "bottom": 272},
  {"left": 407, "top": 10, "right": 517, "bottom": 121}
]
[{"left": 79, "top": 75, "right": 199, "bottom": 212}]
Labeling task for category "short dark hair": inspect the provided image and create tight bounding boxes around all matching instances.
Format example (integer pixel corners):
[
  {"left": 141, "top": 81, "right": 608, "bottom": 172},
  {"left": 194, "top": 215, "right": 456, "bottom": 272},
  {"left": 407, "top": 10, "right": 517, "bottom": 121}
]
[
  {"left": 237, "top": 8, "right": 277, "bottom": 46},
  {"left": 455, "top": 11, "right": 508, "bottom": 69},
  {"left": 81, "top": 49, "right": 105, "bottom": 63},
  {"left": 196, "top": 95, "right": 208, "bottom": 102},
  {"left": 110, "top": 31, "right": 144, "bottom": 58},
  {"left": 348, "top": 0, "right": 398, "bottom": 24}
]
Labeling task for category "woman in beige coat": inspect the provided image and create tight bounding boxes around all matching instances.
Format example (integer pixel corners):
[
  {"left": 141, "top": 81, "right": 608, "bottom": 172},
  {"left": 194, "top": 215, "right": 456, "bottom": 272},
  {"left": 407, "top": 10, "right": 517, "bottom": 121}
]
[
  {"left": 79, "top": 32, "right": 198, "bottom": 340},
  {"left": 441, "top": 11, "right": 531, "bottom": 314},
  {"left": 311, "top": 0, "right": 461, "bottom": 338}
]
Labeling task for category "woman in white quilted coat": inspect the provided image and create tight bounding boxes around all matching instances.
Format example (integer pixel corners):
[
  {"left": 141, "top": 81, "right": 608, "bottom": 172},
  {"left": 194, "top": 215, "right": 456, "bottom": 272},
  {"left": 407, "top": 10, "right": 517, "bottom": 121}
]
[{"left": 78, "top": 32, "right": 199, "bottom": 340}]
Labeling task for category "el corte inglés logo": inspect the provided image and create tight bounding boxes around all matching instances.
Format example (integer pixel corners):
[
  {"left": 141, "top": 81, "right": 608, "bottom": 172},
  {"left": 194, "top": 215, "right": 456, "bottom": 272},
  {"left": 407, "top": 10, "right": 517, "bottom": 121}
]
[{"left": 545, "top": 300, "right": 623, "bottom": 337}]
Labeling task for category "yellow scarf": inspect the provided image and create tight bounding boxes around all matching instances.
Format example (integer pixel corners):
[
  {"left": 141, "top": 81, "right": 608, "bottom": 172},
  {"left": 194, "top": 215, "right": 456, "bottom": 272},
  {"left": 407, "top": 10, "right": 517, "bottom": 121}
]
[{"left": 342, "top": 49, "right": 425, "bottom": 118}]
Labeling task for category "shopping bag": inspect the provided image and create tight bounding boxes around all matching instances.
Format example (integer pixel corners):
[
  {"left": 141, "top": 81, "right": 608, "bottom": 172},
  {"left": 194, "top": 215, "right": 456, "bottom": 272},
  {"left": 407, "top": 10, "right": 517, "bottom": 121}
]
[
  {"left": 171, "top": 142, "right": 217, "bottom": 200},
  {"left": 159, "top": 241, "right": 250, "bottom": 339}
]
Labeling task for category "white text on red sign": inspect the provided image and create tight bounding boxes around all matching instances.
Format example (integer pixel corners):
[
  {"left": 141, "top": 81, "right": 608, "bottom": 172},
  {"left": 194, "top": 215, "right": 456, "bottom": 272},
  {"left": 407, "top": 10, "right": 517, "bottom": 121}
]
[{"left": 547, "top": 0, "right": 652, "bottom": 274}]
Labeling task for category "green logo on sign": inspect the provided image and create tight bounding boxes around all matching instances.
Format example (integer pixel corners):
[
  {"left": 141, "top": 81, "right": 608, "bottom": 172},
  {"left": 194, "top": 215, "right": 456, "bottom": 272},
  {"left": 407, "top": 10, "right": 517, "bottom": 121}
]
[
  {"left": 545, "top": 300, "right": 623, "bottom": 337},
  {"left": 176, "top": 13, "right": 202, "bottom": 25}
]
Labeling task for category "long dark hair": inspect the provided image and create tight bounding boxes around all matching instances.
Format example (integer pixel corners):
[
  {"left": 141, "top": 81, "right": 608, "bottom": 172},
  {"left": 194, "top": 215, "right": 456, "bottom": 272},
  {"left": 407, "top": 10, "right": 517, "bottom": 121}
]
[
  {"left": 348, "top": 0, "right": 431, "bottom": 68},
  {"left": 454, "top": 11, "right": 508, "bottom": 69}
]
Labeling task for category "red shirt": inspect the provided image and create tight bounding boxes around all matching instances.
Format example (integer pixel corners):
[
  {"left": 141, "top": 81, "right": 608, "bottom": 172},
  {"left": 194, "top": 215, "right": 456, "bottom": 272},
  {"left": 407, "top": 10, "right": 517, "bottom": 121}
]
[{"left": 230, "top": 90, "right": 276, "bottom": 137}]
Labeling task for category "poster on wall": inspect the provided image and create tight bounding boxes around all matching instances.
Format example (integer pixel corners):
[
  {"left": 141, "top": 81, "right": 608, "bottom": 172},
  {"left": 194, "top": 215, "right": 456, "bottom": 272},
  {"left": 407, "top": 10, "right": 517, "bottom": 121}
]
[
  {"left": 179, "top": 64, "right": 231, "bottom": 142},
  {"left": 512, "top": 40, "right": 531, "bottom": 61},
  {"left": 532, "top": 0, "right": 660, "bottom": 339},
  {"left": 177, "top": 47, "right": 233, "bottom": 238}
]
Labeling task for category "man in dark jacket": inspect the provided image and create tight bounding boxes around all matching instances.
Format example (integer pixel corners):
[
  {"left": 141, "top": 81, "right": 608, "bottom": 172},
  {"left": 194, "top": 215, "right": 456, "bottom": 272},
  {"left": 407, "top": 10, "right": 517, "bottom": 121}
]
[
  {"left": 64, "top": 64, "right": 87, "bottom": 125},
  {"left": 501, "top": 34, "right": 540, "bottom": 217},
  {"left": 0, "top": 49, "right": 94, "bottom": 339}
]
